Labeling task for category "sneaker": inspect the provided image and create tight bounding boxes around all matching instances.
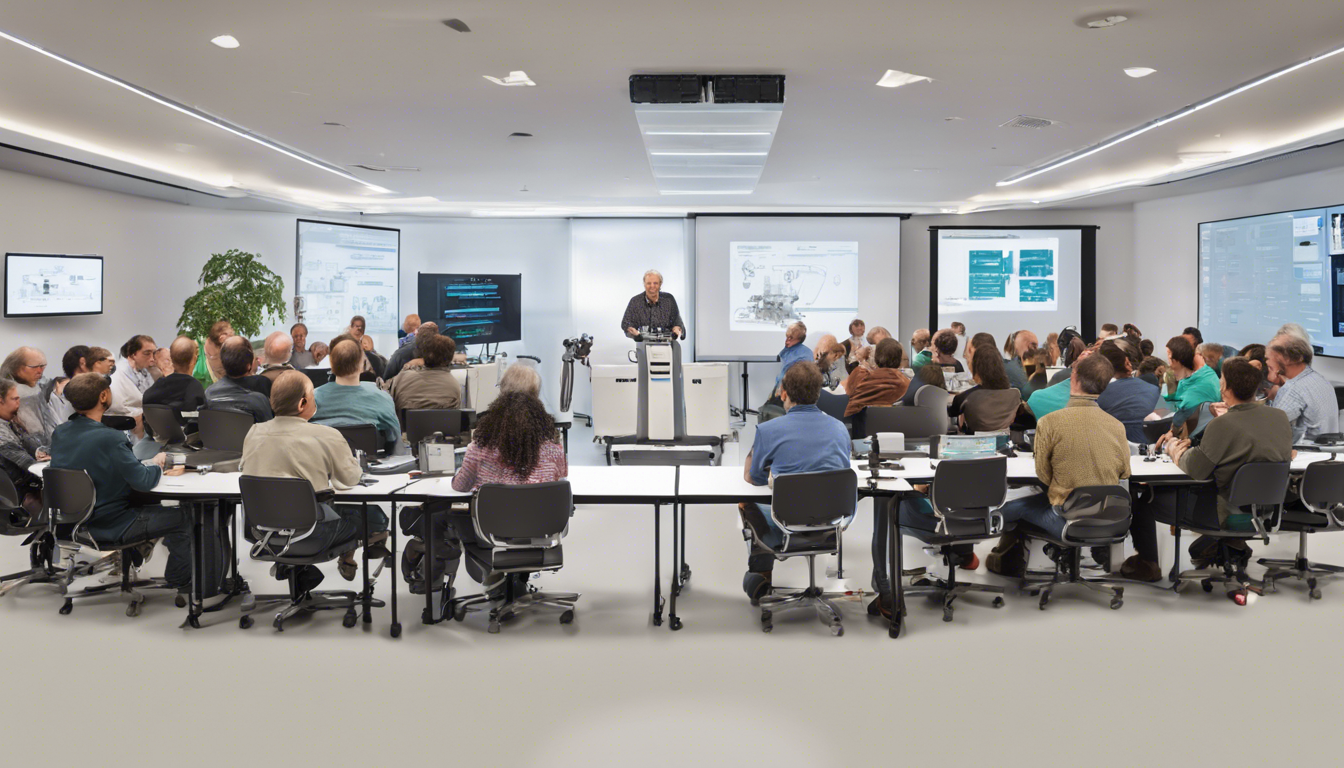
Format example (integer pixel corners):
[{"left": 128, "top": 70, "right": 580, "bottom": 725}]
[
  {"left": 866, "top": 592, "right": 893, "bottom": 619},
  {"left": 295, "top": 565, "right": 324, "bottom": 595},
  {"left": 1119, "top": 555, "right": 1162, "bottom": 582},
  {"left": 742, "top": 571, "right": 772, "bottom": 605},
  {"left": 985, "top": 544, "right": 1027, "bottom": 578}
]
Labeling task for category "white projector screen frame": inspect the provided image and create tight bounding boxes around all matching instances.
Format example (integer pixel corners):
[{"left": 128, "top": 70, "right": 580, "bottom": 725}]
[{"left": 694, "top": 215, "right": 902, "bottom": 361}]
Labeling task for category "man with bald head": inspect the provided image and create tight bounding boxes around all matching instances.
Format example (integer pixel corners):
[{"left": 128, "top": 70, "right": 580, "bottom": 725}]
[
  {"left": 0, "top": 345, "right": 58, "bottom": 440},
  {"left": 204, "top": 336, "right": 273, "bottom": 423},
  {"left": 259, "top": 331, "right": 296, "bottom": 383},
  {"left": 143, "top": 336, "right": 208, "bottom": 416},
  {"left": 384, "top": 320, "right": 440, "bottom": 381}
]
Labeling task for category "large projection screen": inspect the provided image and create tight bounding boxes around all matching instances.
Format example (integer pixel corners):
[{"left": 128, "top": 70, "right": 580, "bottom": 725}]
[
  {"left": 296, "top": 219, "right": 400, "bottom": 341},
  {"left": 930, "top": 226, "right": 1096, "bottom": 347},
  {"left": 694, "top": 216, "right": 901, "bottom": 361}
]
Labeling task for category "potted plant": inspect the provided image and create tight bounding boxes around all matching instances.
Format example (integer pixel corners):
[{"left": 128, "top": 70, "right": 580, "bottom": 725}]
[{"left": 177, "top": 248, "right": 286, "bottom": 339}]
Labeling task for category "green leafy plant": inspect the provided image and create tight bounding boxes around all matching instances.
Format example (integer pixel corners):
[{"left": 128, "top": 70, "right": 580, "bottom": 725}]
[{"left": 176, "top": 249, "right": 286, "bottom": 339}]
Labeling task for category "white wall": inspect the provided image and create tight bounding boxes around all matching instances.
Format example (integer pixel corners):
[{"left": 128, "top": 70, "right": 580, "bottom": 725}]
[
  {"left": 900, "top": 207, "right": 1136, "bottom": 347},
  {"left": 1133, "top": 164, "right": 1344, "bottom": 382}
]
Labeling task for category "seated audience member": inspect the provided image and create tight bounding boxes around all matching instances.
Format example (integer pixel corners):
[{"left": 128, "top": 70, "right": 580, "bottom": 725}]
[
  {"left": 349, "top": 314, "right": 367, "bottom": 340},
  {"left": 1139, "top": 338, "right": 1155, "bottom": 358},
  {"left": 773, "top": 322, "right": 812, "bottom": 392},
  {"left": 109, "top": 335, "right": 158, "bottom": 431},
  {"left": 49, "top": 373, "right": 223, "bottom": 598},
  {"left": 963, "top": 332, "right": 994, "bottom": 372},
  {"left": 1239, "top": 343, "right": 1267, "bottom": 368},
  {"left": 1098, "top": 323, "right": 1120, "bottom": 340},
  {"left": 1095, "top": 339, "right": 1161, "bottom": 443},
  {"left": 1, "top": 346, "right": 59, "bottom": 442},
  {"left": 841, "top": 318, "right": 867, "bottom": 374},
  {"left": 0, "top": 379, "right": 49, "bottom": 516},
  {"left": 1123, "top": 359, "right": 1294, "bottom": 580},
  {"left": 151, "top": 346, "right": 172, "bottom": 381},
  {"left": 1137, "top": 355, "right": 1165, "bottom": 388},
  {"left": 194, "top": 320, "right": 234, "bottom": 387},
  {"left": 388, "top": 333, "right": 462, "bottom": 413},
  {"left": 1162, "top": 335, "right": 1220, "bottom": 426},
  {"left": 1027, "top": 344, "right": 1092, "bottom": 420},
  {"left": 949, "top": 341, "right": 1022, "bottom": 433},
  {"left": 1004, "top": 330, "right": 1039, "bottom": 396},
  {"left": 48, "top": 345, "right": 96, "bottom": 427},
  {"left": 205, "top": 336, "right": 273, "bottom": 422},
  {"left": 240, "top": 371, "right": 389, "bottom": 584},
  {"left": 738, "top": 362, "right": 851, "bottom": 603},
  {"left": 1122, "top": 323, "right": 1143, "bottom": 343},
  {"left": 360, "top": 334, "right": 387, "bottom": 379},
  {"left": 428, "top": 378, "right": 567, "bottom": 596},
  {"left": 1049, "top": 337, "right": 1086, "bottom": 386},
  {"left": 986, "top": 355, "right": 1131, "bottom": 576},
  {"left": 384, "top": 322, "right": 439, "bottom": 381},
  {"left": 853, "top": 325, "right": 892, "bottom": 369},
  {"left": 1265, "top": 332, "right": 1339, "bottom": 443},
  {"left": 399, "top": 313, "right": 421, "bottom": 347},
  {"left": 1182, "top": 326, "right": 1203, "bottom": 348},
  {"left": 1026, "top": 348, "right": 1053, "bottom": 391},
  {"left": 909, "top": 329, "right": 932, "bottom": 367},
  {"left": 812, "top": 334, "right": 846, "bottom": 389},
  {"left": 310, "top": 341, "right": 330, "bottom": 367},
  {"left": 498, "top": 363, "right": 543, "bottom": 397},
  {"left": 313, "top": 340, "right": 399, "bottom": 449},
  {"left": 289, "top": 323, "right": 315, "bottom": 369},
  {"left": 259, "top": 331, "right": 296, "bottom": 382},
  {"left": 1197, "top": 342, "right": 1226, "bottom": 374},
  {"left": 900, "top": 363, "right": 947, "bottom": 406},
  {"left": 1045, "top": 332, "right": 1061, "bottom": 366},
  {"left": 916, "top": 329, "right": 963, "bottom": 373},
  {"left": 842, "top": 338, "right": 909, "bottom": 418},
  {"left": 143, "top": 336, "right": 208, "bottom": 420}
]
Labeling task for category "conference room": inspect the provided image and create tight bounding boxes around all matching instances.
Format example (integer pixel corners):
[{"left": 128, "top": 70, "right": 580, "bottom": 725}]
[{"left": 4, "top": 2, "right": 1344, "bottom": 765}]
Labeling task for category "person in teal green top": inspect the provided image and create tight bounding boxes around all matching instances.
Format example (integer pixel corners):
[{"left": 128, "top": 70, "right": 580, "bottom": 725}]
[
  {"left": 909, "top": 328, "right": 932, "bottom": 369},
  {"left": 912, "top": 329, "right": 965, "bottom": 374},
  {"left": 1027, "top": 376, "right": 1072, "bottom": 419},
  {"left": 1163, "top": 336, "right": 1220, "bottom": 412},
  {"left": 312, "top": 339, "right": 400, "bottom": 451}
]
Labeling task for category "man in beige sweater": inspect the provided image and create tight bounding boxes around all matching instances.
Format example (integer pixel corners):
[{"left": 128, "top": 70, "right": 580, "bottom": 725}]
[{"left": 240, "top": 370, "right": 389, "bottom": 583}]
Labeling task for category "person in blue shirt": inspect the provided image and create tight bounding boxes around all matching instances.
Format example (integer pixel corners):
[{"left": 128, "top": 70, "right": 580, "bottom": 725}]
[
  {"left": 1095, "top": 339, "right": 1160, "bottom": 443},
  {"left": 740, "top": 361, "right": 852, "bottom": 602},
  {"left": 758, "top": 321, "right": 813, "bottom": 421},
  {"left": 313, "top": 340, "right": 401, "bottom": 451}
]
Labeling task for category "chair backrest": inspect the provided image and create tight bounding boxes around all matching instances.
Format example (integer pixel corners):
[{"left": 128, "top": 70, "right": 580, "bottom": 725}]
[
  {"left": 0, "top": 472, "right": 20, "bottom": 511},
  {"left": 406, "top": 409, "right": 463, "bottom": 448},
  {"left": 1058, "top": 485, "right": 1132, "bottom": 542},
  {"left": 198, "top": 408, "right": 254, "bottom": 451},
  {"left": 1187, "top": 402, "right": 1215, "bottom": 439},
  {"left": 473, "top": 481, "right": 572, "bottom": 545},
  {"left": 1141, "top": 416, "right": 1173, "bottom": 445},
  {"left": 239, "top": 475, "right": 322, "bottom": 531},
  {"left": 930, "top": 457, "right": 1008, "bottom": 526},
  {"left": 914, "top": 385, "right": 952, "bottom": 430},
  {"left": 815, "top": 389, "right": 850, "bottom": 423},
  {"left": 359, "top": 371, "right": 379, "bottom": 383},
  {"left": 1227, "top": 461, "right": 1291, "bottom": 511},
  {"left": 142, "top": 404, "right": 187, "bottom": 444},
  {"left": 863, "top": 404, "right": 945, "bottom": 440},
  {"left": 770, "top": 468, "right": 858, "bottom": 529},
  {"left": 41, "top": 468, "right": 97, "bottom": 527},
  {"left": 300, "top": 368, "right": 332, "bottom": 389},
  {"left": 333, "top": 423, "right": 379, "bottom": 458},
  {"left": 1301, "top": 460, "right": 1344, "bottom": 521}
]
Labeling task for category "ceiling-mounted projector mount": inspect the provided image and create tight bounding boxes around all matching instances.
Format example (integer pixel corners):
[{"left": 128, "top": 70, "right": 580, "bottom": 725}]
[{"left": 629, "top": 74, "right": 785, "bottom": 104}]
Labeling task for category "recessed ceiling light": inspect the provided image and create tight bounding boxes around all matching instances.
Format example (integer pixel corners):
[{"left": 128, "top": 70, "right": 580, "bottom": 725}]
[
  {"left": 944, "top": 116, "right": 964, "bottom": 122},
  {"left": 1124, "top": 67, "right": 1156, "bottom": 78},
  {"left": 649, "top": 151, "right": 768, "bottom": 156},
  {"left": 876, "top": 69, "right": 932, "bottom": 88},
  {"left": 1085, "top": 15, "right": 1128, "bottom": 28},
  {"left": 643, "top": 131, "right": 772, "bottom": 136},
  {"left": 508, "top": 132, "right": 534, "bottom": 138},
  {"left": 484, "top": 71, "right": 535, "bottom": 87},
  {"left": 210, "top": 35, "right": 240, "bottom": 49},
  {"left": 442, "top": 19, "right": 471, "bottom": 33}
]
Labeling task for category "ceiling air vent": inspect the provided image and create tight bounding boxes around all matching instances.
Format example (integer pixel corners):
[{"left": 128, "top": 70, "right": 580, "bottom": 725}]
[{"left": 999, "top": 115, "right": 1057, "bottom": 129}]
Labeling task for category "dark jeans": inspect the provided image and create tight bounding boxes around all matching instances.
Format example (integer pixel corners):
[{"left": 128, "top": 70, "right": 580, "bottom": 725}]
[
  {"left": 1129, "top": 484, "right": 1220, "bottom": 563},
  {"left": 741, "top": 502, "right": 780, "bottom": 574},
  {"left": 403, "top": 501, "right": 484, "bottom": 585},
  {"left": 89, "top": 505, "right": 206, "bottom": 592},
  {"left": 870, "top": 495, "right": 977, "bottom": 594}
]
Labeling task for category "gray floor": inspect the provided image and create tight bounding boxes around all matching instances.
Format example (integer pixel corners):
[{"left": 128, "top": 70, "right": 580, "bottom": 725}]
[{"left": 2, "top": 421, "right": 1341, "bottom": 766}]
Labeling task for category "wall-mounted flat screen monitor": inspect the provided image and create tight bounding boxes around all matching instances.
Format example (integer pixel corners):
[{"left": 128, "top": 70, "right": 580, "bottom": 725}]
[
  {"left": 417, "top": 273, "right": 522, "bottom": 345},
  {"left": 4, "top": 253, "right": 104, "bottom": 317}
]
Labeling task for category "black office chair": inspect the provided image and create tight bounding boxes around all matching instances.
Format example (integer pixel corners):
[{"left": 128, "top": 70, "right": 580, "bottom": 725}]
[
  {"left": 405, "top": 408, "right": 464, "bottom": 454},
  {"left": 1019, "top": 486, "right": 1132, "bottom": 610},
  {"left": 183, "top": 408, "right": 254, "bottom": 468},
  {"left": 863, "top": 404, "right": 947, "bottom": 445},
  {"left": 333, "top": 423, "right": 380, "bottom": 460},
  {"left": 904, "top": 457, "right": 1011, "bottom": 622},
  {"left": 359, "top": 372, "right": 379, "bottom": 383},
  {"left": 1, "top": 473, "right": 108, "bottom": 597},
  {"left": 745, "top": 469, "right": 857, "bottom": 636},
  {"left": 238, "top": 475, "right": 361, "bottom": 631},
  {"left": 43, "top": 468, "right": 176, "bottom": 617},
  {"left": 913, "top": 385, "right": 953, "bottom": 432},
  {"left": 1260, "top": 460, "right": 1344, "bottom": 600},
  {"left": 300, "top": 369, "right": 332, "bottom": 389},
  {"left": 816, "top": 389, "right": 851, "bottom": 430},
  {"left": 1141, "top": 416, "right": 1174, "bottom": 445},
  {"left": 450, "top": 481, "right": 579, "bottom": 633},
  {"left": 142, "top": 404, "right": 192, "bottom": 449},
  {"left": 1174, "top": 461, "right": 1291, "bottom": 604}
]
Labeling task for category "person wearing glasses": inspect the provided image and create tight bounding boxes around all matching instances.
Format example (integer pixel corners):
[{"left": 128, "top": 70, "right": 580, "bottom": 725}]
[
  {"left": 0, "top": 346, "right": 58, "bottom": 442},
  {"left": 109, "top": 335, "right": 158, "bottom": 438}
]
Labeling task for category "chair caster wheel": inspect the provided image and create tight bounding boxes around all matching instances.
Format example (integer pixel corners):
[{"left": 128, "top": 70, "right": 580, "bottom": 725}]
[
  {"left": 761, "top": 622, "right": 772, "bottom": 633},
  {"left": 942, "top": 608, "right": 954, "bottom": 622},
  {"left": 421, "top": 608, "right": 433, "bottom": 624},
  {"left": 186, "top": 613, "right": 200, "bottom": 628},
  {"left": 1038, "top": 594, "right": 1050, "bottom": 610},
  {"left": 1202, "top": 579, "right": 1214, "bottom": 593},
  {"left": 888, "top": 616, "right": 902, "bottom": 639},
  {"left": 1110, "top": 598, "right": 1123, "bottom": 610},
  {"left": 59, "top": 599, "right": 72, "bottom": 615},
  {"left": 992, "top": 596, "right": 1005, "bottom": 608},
  {"left": 126, "top": 601, "right": 141, "bottom": 617},
  {"left": 239, "top": 615, "right": 254, "bottom": 629},
  {"left": 670, "top": 616, "right": 683, "bottom": 631},
  {"left": 681, "top": 565, "right": 692, "bottom": 583},
  {"left": 453, "top": 606, "right": 467, "bottom": 622},
  {"left": 1310, "top": 587, "right": 1323, "bottom": 600},
  {"left": 175, "top": 594, "right": 187, "bottom": 608},
  {"left": 487, "top": 621, "right": 501, "bottom": 634},
  {"left": 273, "top": 616, "right": 285, "bottom": 631},
  {"left": 559, "top": 610, "right": 574, "bottom": 624},
  {"left": 342, "top": 610, "right": 358, "bottom": 628},
  {"left": 760, "top": 610, "right": 772, "bottom": 623},
  {"left": 831, "top": 623, "right": 844, "bottom": 637},
  {"left": 390, "top": 623, "right": 402, "bottom": 638},
  {"left": 1231, "top": 591, "right": 1248, "bottom": 606}
]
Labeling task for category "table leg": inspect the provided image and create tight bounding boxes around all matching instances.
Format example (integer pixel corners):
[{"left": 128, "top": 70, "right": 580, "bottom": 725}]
[
  {"left": 1169, "top": 486, "right": 1186, "bottom": 589},
  {"left": 652, "top": 502, "right": 663, "bottom": 626},
  {"left": 185, "top": 501, "right": 203, "bottom": 629},
  {"left": 389, "top": 502, "right": 400, "bottom": 638},
  {"left": 668, "top": 504, "right": 684, "bottom": 631},
  {"left": 361, "top": 501, "right": 372, "bottom": 623},
  {"left": 890, "top": 495, "right": 905, "bottom": 638},
  {"left": 423, "top": 505, "right": 437, "bottom": 624},
  {"left": 228, "top": 501, "right": 240, "bottom": 596}
]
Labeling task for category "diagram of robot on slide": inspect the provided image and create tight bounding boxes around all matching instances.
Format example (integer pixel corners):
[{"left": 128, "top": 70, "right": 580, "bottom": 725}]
[{"left": 730, "top": 241, "right": 859, "bottom": 331}]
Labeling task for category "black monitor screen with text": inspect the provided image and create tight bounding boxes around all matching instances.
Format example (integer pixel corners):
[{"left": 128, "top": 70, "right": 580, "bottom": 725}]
[{"left": 417, "top": 273, "right": 522, "bottom": 345}]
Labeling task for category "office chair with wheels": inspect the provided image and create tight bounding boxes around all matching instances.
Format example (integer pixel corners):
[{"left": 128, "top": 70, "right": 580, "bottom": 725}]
[
  {"left": 904, "top": 457, "right": 1011, "bottom": 622},
  {"left": 43, "top": 468, "right": 176, "bottom": 617},
  {"left": 299, "top": 369, "right": 332, "bottom": 390},
  {"left": 1020, "top": 486, "right": 1133, "bottom": 610},
  {"left": 816, "top": 389, "right": 851, "bottom": 431},
  {"left": 913, "top": 385, "right": 953, "bottom": 432},
  {"left": 333, "top": 423, "right": 381, "bottom": 460},
  {"left": 0, "top": 473, "right": 112, "bottom": 597},
  {"left": 405, "top": 408, "right": 465, "bottom": 452},
  {"left": 862, "top": 404, "right": 947, "bottom": 446},
  {"left": 237, "top": 476, "right": 363, "bottom": 631},
  {"left": 142, "top": 404, "right": 193, "bottom": 449},
  {"left": 181, "top": 408, "right": 254, "bottom": 469},
  {"left": 1174, "top": 461, "right": 1291, "bottom": 605},
  {"left": 1260, "top": 460, "right": 1344, "bottom": 600},
  {"left": 746, "top": 468, "right": 857, "bottom": 636},
  {"left": 1141, "top": 416, "right": 1174, "bottom": 446},
  {"left": 451, "top": 481, "right": 579, "bottom": 633}
]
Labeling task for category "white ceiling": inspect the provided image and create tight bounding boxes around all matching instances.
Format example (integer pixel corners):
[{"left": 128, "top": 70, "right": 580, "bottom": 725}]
[{"left": 3, "top": 1, "right": 1344, "bottom": 215}]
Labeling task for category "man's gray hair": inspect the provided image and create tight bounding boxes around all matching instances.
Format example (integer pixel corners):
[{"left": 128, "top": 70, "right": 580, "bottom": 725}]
[
  {"left": 1276, "top": 323, "right": 1311, "bottom": 345},
  {"left": 786, "top": 321, "right": 807, "bottom": 342},
  {"left": 1270, "top": 333, "right": 1314, "bottom": 366},
  {"left": 643, "top": 269, "right": 663, "bottom": 283},
  {"left": 499, "top": 364, "right": 542, "bottom": 397},
  {"left": 0, "top": 347, "right": 35, "bottom": 382}
]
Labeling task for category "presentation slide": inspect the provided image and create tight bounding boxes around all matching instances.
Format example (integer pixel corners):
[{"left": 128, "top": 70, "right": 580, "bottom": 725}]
[
  {"left": 1199, "top": 204, "right": 1344, "bottom": 357},
  {"left": 696, "top": 217, "right": 900, "bottom": 361},
  {"left": 933, "top": 228, "right": 1085, "bottom": 348},
  {"left": 416, "top": 273, "right": 523, "bottom": 345},
  {"left": 296, "top": 220, "right": 400, "bottom": 338},
  {"left": 730, "top": 241, "right": 858, "bottom": 333},
  {"left": 4, "top": 253, "right": 103, "bottom": 317}
]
